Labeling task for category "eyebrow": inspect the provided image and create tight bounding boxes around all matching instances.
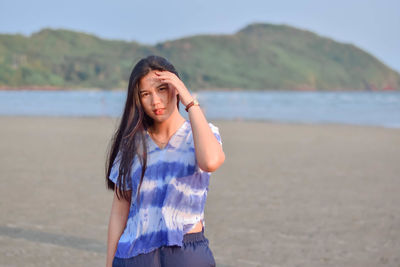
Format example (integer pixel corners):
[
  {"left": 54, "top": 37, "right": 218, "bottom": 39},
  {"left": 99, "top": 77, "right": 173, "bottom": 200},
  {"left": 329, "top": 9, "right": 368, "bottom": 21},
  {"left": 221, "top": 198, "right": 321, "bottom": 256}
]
[{"left": 139, "top": 83, "right": 168, "bottom": 93}]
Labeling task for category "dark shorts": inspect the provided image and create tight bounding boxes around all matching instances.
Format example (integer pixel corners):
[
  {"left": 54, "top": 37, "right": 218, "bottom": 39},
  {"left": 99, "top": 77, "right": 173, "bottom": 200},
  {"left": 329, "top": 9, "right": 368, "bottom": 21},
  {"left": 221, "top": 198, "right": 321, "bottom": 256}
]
[{"left": 112, "top": 227, "right": 216, "bottom": 267}]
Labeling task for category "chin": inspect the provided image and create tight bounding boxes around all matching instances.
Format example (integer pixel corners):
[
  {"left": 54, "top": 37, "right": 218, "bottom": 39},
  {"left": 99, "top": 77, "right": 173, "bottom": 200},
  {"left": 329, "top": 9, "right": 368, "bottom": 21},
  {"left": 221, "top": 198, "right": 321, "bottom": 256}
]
[{"left": 152, "top": 115, "right": 168, "bottom": 122}]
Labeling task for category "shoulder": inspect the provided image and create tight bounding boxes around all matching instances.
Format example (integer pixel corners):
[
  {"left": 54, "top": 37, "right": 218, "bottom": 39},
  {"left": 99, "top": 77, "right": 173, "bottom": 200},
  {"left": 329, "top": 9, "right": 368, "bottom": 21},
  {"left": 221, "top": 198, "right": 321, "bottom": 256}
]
[
  {"left": 185, "top": 120, "right": 220, "bottom": 131},
  {"left": 208, "top": 122, "right": 219, "bottom": 130},
  {"left": 186, "top": 121, "right": 222, "bottom": 146}
]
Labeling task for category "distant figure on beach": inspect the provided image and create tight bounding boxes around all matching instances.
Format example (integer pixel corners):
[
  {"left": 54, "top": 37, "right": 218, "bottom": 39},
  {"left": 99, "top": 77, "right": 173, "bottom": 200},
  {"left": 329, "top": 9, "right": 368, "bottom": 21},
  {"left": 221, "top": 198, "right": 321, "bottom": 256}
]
[{"left": 105, "top": 55, "right": 225, "bottom": 267}]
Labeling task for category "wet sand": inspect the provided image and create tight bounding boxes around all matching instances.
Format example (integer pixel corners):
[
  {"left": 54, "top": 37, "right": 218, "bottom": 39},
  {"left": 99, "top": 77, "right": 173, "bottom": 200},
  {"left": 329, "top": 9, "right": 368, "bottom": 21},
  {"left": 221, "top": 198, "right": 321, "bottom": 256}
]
[{"left": 0, "top": 116, "right": 399, "bottom": 267}]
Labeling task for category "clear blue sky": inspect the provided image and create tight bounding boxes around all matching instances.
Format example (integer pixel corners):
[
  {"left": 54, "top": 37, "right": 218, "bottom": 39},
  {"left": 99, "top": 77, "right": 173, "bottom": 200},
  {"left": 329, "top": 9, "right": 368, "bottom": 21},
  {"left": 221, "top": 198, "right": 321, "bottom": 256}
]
[{"left": 0, "top": 0, "right": 399, "bottom": 72}]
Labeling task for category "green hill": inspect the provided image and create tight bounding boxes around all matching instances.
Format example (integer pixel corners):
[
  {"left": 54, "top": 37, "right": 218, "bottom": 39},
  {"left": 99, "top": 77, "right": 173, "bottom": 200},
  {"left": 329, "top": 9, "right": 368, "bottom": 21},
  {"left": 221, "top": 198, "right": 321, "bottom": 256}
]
[{"left": 0, "top": 23, "right": 399, "bottom": 90}]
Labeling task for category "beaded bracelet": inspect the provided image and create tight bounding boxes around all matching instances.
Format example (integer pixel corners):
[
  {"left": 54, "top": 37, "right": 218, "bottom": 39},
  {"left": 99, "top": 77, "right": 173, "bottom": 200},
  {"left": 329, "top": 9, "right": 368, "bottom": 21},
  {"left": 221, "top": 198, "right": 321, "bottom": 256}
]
[{"left": 185, "top": 99, "right": 200, "bottom": 112}]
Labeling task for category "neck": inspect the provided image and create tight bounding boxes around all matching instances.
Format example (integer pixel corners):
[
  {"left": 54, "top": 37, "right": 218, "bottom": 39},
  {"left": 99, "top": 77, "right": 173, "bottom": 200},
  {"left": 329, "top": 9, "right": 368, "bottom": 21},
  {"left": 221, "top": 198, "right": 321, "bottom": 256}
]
[{"left": 150, "top": 108, "right": 186, "bottom": 137}]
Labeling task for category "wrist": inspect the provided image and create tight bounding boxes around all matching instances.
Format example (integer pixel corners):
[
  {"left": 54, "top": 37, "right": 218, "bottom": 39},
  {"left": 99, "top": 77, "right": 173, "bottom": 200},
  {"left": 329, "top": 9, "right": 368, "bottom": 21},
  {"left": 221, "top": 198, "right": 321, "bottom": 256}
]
[
  {"left": 185, "top": 99, "right": 200, "bottom": 112},
  {"left": 181, "top": 95, "right": 194, "bottom": 107}
]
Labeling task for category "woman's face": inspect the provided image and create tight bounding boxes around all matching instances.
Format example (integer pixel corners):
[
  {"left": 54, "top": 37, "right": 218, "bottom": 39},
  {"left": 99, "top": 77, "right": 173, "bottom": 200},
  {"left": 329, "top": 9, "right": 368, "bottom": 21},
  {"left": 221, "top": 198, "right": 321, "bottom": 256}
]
[{"left": 138, "top": 70, "right": 178, "bottom": 122}]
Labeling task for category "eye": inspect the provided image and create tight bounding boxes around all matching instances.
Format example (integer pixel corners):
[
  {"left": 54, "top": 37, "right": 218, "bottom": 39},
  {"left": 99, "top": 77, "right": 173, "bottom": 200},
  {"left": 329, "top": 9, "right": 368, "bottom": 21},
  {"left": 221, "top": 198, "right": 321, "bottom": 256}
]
[
  {"left": 159, "top": 87, "right": 167, "bottom": 91},
  {"left": 140, "top": 92, "right": 149, "bottom": 97}
]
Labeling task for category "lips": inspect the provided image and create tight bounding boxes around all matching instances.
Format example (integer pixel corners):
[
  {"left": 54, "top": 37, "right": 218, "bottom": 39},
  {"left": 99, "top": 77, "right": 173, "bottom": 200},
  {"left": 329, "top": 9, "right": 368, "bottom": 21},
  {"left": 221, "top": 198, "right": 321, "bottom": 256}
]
[{"left": 153, "top": 108, "right": 165, "bottom": 115}]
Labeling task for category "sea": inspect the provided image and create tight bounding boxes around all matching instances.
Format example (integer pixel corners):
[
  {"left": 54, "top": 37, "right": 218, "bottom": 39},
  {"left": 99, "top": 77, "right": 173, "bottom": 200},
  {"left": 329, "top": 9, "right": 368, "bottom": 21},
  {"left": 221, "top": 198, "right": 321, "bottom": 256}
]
[{"left": 0, "top": 90, "right": 399, "bottom": 129}]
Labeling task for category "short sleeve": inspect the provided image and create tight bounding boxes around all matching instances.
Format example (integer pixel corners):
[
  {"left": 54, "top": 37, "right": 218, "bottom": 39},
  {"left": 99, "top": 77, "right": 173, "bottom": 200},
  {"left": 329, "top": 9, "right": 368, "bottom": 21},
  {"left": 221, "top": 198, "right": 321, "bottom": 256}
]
[
  {"left": 108, "top": 151, "right": 132, "bottom": 191},
  {"left": 208, "top": 122, "right": 222, "bottom": 146}
]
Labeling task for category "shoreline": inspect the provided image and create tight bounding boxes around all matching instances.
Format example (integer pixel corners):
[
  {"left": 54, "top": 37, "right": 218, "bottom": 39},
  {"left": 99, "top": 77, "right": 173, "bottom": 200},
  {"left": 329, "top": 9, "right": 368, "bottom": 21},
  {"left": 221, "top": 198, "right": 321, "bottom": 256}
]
[{"left": 1, "top": 114, "right": 399, "bottom": 131}]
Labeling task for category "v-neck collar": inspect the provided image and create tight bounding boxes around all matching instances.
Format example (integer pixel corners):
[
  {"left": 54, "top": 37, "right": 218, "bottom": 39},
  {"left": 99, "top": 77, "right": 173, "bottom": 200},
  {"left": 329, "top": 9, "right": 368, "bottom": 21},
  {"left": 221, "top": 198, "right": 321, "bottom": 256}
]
[{"left": 146, "top": 120, "right": 188, "bottom": 150}]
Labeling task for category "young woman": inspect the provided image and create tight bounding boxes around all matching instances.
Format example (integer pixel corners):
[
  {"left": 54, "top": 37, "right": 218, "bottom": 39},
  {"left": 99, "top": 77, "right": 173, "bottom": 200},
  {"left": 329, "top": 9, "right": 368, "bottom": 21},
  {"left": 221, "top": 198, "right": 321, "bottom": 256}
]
[{"left": 105, "top": 55, "right": 225, "bottom": 267}]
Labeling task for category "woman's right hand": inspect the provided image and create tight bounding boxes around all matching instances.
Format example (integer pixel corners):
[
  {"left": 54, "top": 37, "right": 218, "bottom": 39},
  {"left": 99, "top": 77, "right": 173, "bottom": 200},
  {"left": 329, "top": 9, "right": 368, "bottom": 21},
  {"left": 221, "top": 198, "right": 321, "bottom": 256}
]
[{"left": 106, "top": 186, "right": 132, "bottom": 267}]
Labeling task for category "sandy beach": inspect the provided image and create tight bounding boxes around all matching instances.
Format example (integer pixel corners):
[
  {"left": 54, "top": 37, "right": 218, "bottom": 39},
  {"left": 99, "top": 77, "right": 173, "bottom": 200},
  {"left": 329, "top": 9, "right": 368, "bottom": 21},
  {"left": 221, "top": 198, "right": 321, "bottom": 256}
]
[{"left": 0, "top": 116, "right": 399, "bottom": 267}]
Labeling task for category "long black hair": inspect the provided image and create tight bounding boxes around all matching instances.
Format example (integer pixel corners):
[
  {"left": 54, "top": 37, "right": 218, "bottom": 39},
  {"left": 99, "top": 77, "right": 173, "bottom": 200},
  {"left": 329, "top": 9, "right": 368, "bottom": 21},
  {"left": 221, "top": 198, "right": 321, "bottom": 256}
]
[{"left": 105, "top": 55, "right": 181, "bottom": 203}]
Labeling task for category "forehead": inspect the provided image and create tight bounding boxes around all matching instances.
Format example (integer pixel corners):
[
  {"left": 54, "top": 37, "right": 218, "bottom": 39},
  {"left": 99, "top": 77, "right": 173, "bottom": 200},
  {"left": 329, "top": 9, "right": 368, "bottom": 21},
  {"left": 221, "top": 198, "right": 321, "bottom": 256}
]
[{"left": 139, "top": 71, "right": 162, "bottom": 90}]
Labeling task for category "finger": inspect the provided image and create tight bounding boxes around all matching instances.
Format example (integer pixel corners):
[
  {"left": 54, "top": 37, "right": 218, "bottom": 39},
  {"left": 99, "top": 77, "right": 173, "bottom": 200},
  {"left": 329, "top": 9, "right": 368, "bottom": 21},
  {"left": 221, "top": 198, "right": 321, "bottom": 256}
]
[
  {"left": 155, "top": 70, "right": 173, "bottom": 77},
  {"left": 154, "top": 70, "right": 167, "bottom": 75},
  {"left": 157, "top": 75, "right": 171, "bottom": 82},
  {"left": 157, "top": 76, "right": 168, "bottom": 81},
  {"left": 160, "top": 79, "right": 170, "bottom": 85},
  {"left": 155, "top": 73, "right": 167, "bottom": 79}
]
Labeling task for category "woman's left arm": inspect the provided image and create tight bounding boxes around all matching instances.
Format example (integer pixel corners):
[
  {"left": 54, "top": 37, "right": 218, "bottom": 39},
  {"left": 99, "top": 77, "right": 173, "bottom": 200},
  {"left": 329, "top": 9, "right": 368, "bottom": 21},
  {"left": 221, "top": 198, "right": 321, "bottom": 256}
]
[
  {"left": 155, "top": 70, "right": 225, "bottom": 172},
  {"left": 186, "top": 104, "right": 225, "bottom": 172}
]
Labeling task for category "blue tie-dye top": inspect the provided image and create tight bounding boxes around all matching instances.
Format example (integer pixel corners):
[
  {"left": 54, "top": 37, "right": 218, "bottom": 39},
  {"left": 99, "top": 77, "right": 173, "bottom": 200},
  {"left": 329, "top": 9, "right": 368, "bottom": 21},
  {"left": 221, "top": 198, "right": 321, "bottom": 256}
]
[{"left": 108, "top": 120, "right": 222, "bottom": 259}]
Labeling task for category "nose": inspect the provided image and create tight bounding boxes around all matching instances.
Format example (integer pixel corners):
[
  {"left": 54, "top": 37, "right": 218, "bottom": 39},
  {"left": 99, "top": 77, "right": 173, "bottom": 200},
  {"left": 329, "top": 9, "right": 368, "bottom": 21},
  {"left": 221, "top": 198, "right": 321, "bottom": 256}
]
[{"left": 151, "top": 91, "right": 162, "bottom": 107}]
